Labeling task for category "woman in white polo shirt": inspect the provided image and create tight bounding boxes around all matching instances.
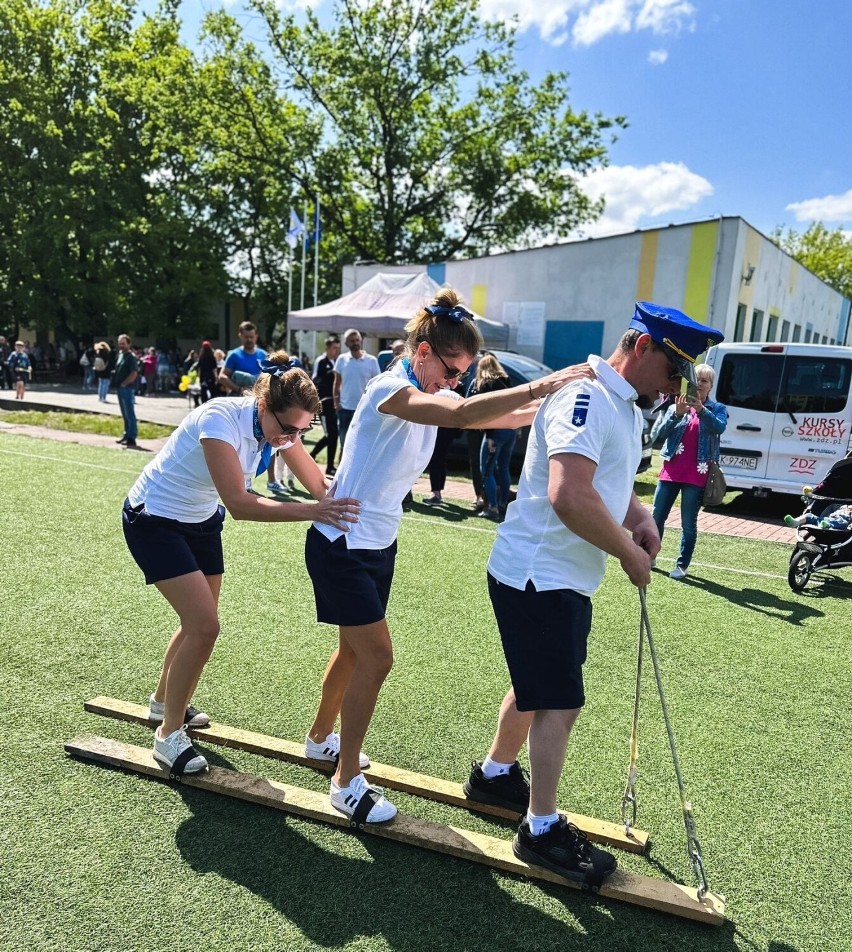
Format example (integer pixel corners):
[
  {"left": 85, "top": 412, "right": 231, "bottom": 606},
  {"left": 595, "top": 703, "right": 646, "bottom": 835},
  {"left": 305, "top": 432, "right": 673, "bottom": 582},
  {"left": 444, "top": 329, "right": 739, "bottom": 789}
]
[
  {"left": 303, "top": 290, "right": 594, "bottom": 824},
  {"left": 122, "top": 352, "right": 360, "bottom": 777}
]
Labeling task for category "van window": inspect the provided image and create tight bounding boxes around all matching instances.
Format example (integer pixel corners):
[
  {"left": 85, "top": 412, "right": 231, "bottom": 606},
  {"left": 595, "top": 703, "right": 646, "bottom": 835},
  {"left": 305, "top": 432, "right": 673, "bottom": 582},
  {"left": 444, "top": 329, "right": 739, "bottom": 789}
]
[
  {"left": 784, "top": 356, "right": 852, "bottom": 413},
  {"left": 717, "top": 354, "right": 783, "bottom": 411},
  {"left": 717, "top": 353, "right": 852, "bottom": 414}
]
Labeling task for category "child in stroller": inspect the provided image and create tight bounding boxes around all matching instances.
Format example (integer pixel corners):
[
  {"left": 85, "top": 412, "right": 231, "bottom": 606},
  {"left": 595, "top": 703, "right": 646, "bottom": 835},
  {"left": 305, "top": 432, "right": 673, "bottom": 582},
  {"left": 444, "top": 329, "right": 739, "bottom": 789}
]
[{"left": 786, "top": 453, "right": 852, "bottom": 591}]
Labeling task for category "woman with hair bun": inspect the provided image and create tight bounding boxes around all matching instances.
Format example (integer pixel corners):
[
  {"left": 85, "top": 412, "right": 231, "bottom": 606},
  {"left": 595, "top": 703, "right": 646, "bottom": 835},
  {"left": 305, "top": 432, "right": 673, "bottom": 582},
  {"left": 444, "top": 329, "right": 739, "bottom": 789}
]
[
  {"left": 303, "top": 289, "right": 594, "bottom": 824},
  {"left": 121, "top": 351, "right": 361, "bottom": 776}
]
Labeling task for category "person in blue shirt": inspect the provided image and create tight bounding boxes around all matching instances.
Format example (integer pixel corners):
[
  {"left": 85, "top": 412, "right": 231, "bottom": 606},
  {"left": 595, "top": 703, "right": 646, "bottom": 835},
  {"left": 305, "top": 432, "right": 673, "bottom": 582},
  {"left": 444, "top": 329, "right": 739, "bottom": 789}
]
[
  {"left": 218, "top": 321, "right": 268, "bottom": 396},
  {"left": 7, "top": 341, "right": 32, "bottom": 399}
]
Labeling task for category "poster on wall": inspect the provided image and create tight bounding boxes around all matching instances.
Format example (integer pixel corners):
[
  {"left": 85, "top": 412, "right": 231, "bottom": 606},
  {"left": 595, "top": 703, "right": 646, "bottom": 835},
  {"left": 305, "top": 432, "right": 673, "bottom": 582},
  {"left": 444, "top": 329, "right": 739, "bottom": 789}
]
[
  {"left": 502, "top": 302, "right": 520, "bottom": 326},
  {"left": 517, "top": 302, "right": 546, "bottom": 346}
]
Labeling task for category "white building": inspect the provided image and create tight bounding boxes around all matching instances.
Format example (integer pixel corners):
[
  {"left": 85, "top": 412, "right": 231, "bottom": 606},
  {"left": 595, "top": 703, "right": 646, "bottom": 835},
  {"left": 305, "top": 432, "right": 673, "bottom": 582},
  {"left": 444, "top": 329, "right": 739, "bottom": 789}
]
[{"left": 343, "top": 216, "right": 851, "bottom": 368}]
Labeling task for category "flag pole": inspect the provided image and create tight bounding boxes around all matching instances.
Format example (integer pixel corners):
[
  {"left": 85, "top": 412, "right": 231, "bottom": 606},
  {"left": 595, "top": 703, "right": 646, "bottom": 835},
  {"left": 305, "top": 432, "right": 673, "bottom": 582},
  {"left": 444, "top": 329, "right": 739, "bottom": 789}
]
[
  {"left": 313, "top": 195, "right": 320, "bottom": 306},
  {"left": 300, "top": 202, "right": 308, "bottom": 311}
]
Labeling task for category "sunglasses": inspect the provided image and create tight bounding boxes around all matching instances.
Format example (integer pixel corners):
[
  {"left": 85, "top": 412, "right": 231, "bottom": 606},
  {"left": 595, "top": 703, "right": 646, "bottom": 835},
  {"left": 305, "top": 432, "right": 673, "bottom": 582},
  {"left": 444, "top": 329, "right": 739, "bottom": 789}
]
[
  {"left": 431, "top": 347, "right": 470, "bottom": 384},
  {"left": 268, "top": 406, "right": 313, "bottom": 442}
]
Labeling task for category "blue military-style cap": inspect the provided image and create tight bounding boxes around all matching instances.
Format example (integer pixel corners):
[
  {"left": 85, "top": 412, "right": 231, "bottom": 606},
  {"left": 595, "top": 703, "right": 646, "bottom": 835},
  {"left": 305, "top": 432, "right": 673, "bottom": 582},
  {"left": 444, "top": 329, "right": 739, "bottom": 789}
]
[{"left": 629, "top": 302, "right": 725, "bottom": 384}]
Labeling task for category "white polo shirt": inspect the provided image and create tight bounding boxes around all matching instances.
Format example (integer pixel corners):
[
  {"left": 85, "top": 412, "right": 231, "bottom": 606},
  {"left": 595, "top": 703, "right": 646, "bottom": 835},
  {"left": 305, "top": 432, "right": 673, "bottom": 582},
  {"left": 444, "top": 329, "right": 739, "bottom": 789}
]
[
  {"left": 488, "top": 355, "right": 643, "bottom": 596},
  {"left": 334, "top": 350, "right": 381, "bottom": 410},
  {"left": 127, "top": 397, "right": 262, "bottom": 522},
  {"left": 316, "top": 363, "right": 460, "bottom": 549}
]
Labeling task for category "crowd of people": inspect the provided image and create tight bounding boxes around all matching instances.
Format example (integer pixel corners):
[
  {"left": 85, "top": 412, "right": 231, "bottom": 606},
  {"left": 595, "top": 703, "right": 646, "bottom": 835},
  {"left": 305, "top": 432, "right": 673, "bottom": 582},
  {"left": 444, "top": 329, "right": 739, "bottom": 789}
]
[{"left": 120, "top": 291, "right": 729, "bottom": 889}]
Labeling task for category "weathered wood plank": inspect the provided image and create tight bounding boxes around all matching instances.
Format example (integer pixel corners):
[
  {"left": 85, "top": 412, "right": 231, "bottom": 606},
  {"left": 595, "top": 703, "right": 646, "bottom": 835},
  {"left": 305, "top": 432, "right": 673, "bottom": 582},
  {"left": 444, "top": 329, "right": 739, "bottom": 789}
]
[
  {"left": 84, "top": 695, "right": 648, "bottom": 854},
  {"left": 65, "top": 735, "right": 725, "bottom": 925}
]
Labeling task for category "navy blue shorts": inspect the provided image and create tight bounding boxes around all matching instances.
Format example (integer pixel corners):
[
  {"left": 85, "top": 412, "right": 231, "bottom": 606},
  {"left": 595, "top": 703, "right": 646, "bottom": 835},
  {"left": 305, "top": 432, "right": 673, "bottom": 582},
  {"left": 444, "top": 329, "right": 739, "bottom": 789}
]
[
  {"left": 122, "top": 500, "right": 225, "bottom": 585},
  {"left": 487, "top": 572, "right": 592, "bottom": 711},
  {"left": 305, "top": 526, "right": 397, "bottom": 627}
]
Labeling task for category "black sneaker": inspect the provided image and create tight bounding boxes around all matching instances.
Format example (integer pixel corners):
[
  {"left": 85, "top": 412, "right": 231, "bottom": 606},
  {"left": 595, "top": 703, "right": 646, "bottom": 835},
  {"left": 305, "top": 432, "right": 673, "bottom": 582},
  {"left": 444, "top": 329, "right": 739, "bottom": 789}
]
[
  {"left": 513, "top": 815, "right": 617, "bottom": 887},
  {"left": 463, "top": 760, "right": 530, "bottom": 813}
]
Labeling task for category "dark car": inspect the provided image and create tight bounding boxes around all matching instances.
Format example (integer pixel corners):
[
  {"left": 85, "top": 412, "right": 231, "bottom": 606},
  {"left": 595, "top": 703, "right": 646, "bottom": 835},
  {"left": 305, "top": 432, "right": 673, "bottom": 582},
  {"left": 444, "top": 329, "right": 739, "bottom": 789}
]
[{"left": 377, "top": 348, "right": 652, "bottom": 474}]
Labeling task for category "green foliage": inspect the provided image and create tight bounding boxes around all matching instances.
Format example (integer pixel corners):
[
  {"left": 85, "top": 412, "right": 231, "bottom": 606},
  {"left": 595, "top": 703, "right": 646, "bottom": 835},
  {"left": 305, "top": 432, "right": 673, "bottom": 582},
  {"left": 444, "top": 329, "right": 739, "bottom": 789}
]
[
  {"left": 1, "top": 0, "right": 625, "bottom": 340},
  {"left": 771, "top": 221, "right": 852, "bottom": 301},
  {"left": 0, "top": 0, "right": 229, "bottom": 340},
  {"left": 251, "top": 0, "right": 625, "bottom": 262}
]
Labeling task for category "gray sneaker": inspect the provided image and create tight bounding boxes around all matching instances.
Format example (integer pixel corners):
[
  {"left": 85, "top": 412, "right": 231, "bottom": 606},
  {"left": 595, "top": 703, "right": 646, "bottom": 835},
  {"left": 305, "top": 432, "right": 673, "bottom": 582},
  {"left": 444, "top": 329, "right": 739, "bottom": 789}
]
[
  {"left": 153, "top": 726, "right": 208, "bottom": 775},
  {"left": 148, "top": 693, "right": 210, "bottom": 728}
]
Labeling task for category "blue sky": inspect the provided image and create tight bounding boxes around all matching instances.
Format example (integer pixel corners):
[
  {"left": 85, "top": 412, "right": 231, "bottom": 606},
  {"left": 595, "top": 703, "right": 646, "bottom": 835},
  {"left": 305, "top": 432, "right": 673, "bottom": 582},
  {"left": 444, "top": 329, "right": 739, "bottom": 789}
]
[{"left": 170, "top": 0, "right": 852, "bottom": 242}]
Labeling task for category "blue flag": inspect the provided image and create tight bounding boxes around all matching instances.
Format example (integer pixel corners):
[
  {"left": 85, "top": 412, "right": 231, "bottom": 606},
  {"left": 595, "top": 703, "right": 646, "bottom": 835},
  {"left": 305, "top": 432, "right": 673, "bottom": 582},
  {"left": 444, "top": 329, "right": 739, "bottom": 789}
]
[
  {"left": 306, "top": 205, "right": 322, "bottom": 250},
  {"left": 287, "top": 208, "right": 304, "bottom": 249}
]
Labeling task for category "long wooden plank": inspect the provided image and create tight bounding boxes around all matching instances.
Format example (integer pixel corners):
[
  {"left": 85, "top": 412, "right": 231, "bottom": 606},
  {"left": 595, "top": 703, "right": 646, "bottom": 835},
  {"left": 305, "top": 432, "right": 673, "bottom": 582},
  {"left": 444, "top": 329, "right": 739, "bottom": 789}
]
[
  {"left": 85, "top": 696, "right": 648, "bottom": 854},
  {"left": 65, "top": 736, "right": 725, "bottom": 924}
]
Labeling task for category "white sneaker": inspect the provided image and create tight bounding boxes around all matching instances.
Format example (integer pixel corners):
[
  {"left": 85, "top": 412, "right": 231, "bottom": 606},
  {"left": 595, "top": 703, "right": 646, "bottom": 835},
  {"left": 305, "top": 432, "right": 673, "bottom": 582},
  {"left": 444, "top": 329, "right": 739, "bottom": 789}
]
[
  {"left": 267, "top": 481, "right": 287, "bottom": 493},
  {"left": 153, "top": 726, "right": 208, "bottom": 774},
  {"left": 669, "top": 566, "right": 688, "bottom": 579},
  {"left": 330, "top": 773, "right": 397, "bottom": 823},
  {"left": 148, "top": 693, "right": 210, "bottom": 728},
  {"left": 305, "top": 731, "right": 370, "bottom": 768}
]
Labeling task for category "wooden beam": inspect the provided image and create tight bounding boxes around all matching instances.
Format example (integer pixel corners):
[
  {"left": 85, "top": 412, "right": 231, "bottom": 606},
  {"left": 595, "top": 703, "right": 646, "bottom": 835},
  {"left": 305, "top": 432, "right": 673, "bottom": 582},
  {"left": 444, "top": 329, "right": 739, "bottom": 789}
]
[
  {"left": 65, "top": 735, "right": 725, "bottom": 925},
  {"left": 84, "top": 696, "right": 648, "bottom": 854}
]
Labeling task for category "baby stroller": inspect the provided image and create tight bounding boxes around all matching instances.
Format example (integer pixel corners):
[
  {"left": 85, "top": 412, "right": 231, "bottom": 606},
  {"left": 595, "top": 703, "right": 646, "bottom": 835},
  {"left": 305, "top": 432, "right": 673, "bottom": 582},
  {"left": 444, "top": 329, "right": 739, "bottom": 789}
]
[{"left": 787, "top": 456, "right": 852, "bottom": 591}]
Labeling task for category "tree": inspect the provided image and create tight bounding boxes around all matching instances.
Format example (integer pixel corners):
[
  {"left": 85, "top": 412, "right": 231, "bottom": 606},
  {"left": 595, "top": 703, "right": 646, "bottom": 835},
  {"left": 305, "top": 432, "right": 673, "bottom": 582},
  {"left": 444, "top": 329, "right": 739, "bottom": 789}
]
[
  {"left": 249, "top": 0, "right": 625, "bottom": 264},
  {"left": 0, "top": 0, "right": 230, "bottom": 341},
  {"left": 772, "top": 222, "right": 852, "bottom": 302}
]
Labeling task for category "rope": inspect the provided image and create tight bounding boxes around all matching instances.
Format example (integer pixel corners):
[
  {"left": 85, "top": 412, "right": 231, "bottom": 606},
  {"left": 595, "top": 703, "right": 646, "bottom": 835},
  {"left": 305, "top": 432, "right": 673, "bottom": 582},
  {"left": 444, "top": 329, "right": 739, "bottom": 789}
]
[{"left": 624, "top": 587, "right": 711, "bottom": 900}]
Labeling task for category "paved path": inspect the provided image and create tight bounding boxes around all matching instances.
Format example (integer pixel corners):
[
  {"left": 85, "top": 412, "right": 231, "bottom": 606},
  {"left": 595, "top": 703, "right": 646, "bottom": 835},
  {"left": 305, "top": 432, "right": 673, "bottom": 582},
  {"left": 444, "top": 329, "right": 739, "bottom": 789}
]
[{"left": 1, "top": 382, "right": 796, "bottom": 546}]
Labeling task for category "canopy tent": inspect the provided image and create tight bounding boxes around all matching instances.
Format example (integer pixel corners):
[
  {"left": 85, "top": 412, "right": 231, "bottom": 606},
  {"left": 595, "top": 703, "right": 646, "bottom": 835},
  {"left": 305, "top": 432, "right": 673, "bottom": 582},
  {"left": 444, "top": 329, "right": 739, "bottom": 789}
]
[{"left": 288, "top": 272, "right": 508, "bottom": 347}]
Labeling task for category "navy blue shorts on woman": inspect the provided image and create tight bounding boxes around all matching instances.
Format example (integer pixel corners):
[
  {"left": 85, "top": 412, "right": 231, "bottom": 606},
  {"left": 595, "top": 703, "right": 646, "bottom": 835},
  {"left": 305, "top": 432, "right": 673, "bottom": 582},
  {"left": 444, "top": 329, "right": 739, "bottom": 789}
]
[
  {"left": 122, "top": 500, "right": 225, "bottom": 584},
  {"left": 305, "top": 525, "right": 397, "bottom": 627},
  {"left": 487, "top": 572, "right": 592, "bottom": 711}
]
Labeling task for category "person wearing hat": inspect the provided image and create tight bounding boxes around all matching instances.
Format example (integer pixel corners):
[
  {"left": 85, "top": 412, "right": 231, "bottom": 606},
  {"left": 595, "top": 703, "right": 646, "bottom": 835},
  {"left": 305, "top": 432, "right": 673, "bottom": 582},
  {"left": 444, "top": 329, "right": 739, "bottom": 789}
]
[
  {"left": 464, "top": 302, "right": 724, "bottom": 887},
  {"left": 651, "top": 361, "right": 728, "bottom": 578}
]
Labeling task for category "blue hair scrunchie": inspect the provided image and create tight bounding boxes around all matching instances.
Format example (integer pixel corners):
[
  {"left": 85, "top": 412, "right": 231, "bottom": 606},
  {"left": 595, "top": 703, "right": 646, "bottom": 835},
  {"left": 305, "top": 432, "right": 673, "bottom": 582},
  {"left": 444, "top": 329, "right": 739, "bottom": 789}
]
[
  {"left": 424, "top": 304, "right": 473, "bottom": 323},
  {"left": 260, "top": 357, "right": 293, "bottom": 377}
]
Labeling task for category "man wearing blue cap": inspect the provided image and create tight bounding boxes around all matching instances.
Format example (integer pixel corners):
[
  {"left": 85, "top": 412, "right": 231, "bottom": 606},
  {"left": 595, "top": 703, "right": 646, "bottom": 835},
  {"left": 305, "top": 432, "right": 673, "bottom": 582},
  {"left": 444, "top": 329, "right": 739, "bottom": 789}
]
[{"left": 464, "top": 302, "right": 724, "bottom": 886}]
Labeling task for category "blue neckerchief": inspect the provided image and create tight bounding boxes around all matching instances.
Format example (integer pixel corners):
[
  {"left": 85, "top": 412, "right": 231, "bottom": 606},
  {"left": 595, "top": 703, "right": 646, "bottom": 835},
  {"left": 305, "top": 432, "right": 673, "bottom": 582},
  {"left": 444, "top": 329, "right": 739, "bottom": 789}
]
[
  {"left": 252, "top": 402, "right": 272, "bottom": 476},
  {"left": 401, "top": 357, "right": 423, "bottom": 391}
]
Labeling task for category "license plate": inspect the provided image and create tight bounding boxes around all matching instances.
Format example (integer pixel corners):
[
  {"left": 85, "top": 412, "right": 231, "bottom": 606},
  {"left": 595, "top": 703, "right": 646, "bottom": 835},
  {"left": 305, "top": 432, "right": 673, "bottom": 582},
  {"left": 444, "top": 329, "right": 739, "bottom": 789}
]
[{"left": 721, "top": 454, "right": 757, "bottom": 470}]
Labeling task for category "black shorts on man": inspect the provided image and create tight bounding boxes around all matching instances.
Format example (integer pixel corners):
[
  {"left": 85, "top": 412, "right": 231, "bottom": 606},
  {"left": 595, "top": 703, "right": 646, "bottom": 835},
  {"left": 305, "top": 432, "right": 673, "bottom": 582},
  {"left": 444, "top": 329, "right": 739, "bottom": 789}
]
[{"left": 487, "top": 573, "right": 591, "bottom": 711}]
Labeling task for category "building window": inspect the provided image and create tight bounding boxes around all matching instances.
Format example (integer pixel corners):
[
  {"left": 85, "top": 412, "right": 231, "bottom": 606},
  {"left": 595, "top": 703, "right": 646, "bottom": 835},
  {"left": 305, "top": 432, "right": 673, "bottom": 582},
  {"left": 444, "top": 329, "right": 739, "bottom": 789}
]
[
  {"left": 792, "top": 325, "right": 802, "bottom": 342},
  {"left": 734, "top": 304, "right": 747, "bottom": 342},
  {"left": 781, "top": 320, "right": 790, "bottom": 341},
  {"left": 750, "top": 309, "right": 764, "bottom": 341},
  {"left": 767, "top": 315, "right": 779, "bottom": 341}
]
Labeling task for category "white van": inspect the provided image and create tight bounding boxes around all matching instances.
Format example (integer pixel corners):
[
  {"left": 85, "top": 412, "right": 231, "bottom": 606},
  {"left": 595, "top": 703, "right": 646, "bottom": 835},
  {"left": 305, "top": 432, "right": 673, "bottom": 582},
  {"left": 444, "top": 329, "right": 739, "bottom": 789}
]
[{"left": 703, "top": 343, "right": 852, "bottom": 496}]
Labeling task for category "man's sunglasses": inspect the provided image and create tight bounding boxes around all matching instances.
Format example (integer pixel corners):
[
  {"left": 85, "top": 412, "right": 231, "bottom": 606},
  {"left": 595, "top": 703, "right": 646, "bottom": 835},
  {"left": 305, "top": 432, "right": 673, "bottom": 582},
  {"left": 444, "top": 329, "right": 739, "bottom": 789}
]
[{"left": 431, "top": 347, "right": 470, "bottom": 384}]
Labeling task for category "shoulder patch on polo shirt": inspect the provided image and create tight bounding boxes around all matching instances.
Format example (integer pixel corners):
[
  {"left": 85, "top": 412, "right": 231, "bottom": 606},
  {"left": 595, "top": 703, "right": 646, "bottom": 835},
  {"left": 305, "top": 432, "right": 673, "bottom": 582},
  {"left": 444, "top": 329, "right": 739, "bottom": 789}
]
[{"left": 571, "top": 391, "right": 591, "bottom": 427}]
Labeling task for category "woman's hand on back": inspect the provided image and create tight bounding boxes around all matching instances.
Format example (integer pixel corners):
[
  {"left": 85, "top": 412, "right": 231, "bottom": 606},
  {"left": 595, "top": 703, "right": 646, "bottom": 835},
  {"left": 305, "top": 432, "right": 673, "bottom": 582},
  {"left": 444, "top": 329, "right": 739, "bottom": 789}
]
[
  {"left": 531, "top": 362, "right": 596, "bottom": 400},
  {"left": 312, "top": 488, "right": 361, "bottom": 531}
]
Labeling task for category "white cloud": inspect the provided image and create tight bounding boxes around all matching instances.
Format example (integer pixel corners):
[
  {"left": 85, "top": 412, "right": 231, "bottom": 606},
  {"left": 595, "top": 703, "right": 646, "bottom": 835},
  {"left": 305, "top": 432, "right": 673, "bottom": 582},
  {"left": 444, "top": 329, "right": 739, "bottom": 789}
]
[
  {"left": 786, "top": 189, "right": 852, "bottom": 223},
  {"left": 478, "top": 0, "right": 695, "bottom": 47},
  {"left": 648, "top": 48, "right": 668, "bottom": 64},
  {"left": 573, "top": 0, "right": 632, "bottom": 46},
  {"left": 635, "top": 0, "right": 696, "bottom": 35},
  {"left": 572, "top": 161, "right": 713, "bottom": 237}
]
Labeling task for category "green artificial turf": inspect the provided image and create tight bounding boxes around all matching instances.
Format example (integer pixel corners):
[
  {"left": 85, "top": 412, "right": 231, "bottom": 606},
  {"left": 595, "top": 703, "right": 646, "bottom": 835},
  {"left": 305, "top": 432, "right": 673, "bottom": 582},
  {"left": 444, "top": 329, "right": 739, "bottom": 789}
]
[
  {"left": 0, "top": 432, "right": 849, "bottom": 952},
  {"left": 0, "top": 408, "right": 174, "bottom": 441}
]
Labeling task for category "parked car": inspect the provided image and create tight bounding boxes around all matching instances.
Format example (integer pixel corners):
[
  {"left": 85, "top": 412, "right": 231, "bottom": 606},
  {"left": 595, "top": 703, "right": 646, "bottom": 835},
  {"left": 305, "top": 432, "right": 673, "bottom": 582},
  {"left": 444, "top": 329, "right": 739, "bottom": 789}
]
[{"left": 404, "top": 349, "right": 652, "bottom": 476}]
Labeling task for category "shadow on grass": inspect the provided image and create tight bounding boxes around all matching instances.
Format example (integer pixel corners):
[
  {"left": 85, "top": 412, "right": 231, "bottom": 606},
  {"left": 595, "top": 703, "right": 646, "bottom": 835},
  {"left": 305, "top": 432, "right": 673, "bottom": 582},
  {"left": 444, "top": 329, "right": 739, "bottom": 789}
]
[
  {"left": 671, "top": 573, "right": 824, "bottom": 626},
  {"left": 165, "top": 750, "right": 739, "bottom": 952}
]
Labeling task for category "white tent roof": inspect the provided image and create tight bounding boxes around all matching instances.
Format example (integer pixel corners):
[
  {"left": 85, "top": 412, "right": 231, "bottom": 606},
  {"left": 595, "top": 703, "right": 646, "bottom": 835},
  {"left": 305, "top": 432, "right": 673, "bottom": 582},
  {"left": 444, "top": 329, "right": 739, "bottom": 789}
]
[{"left": 288, "top": 272, "right": 508, "bottom": 345}]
